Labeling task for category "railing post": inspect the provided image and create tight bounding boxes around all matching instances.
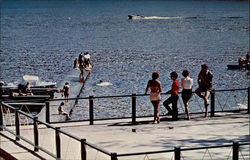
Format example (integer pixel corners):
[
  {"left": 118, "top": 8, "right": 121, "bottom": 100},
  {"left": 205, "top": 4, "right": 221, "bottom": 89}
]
[
  {"left": 45, "top": 99, "right": 50, "bottom": 123},
  {"left": 55, "top": 127, "right": 61, "bottom": 159},
  {"left": 174, "top": 147, "right": 181, "bottom": 160},
  {"left": 15, "top": 109, "right": 20, "bottom": 141},
  {"left": 33, "top": 116, "right": 39, "bottom": 151},
  {"left": 248, "top": 87, "right": 250, "bottom": 114},
  {"left": 210, "top": 90, "right": 215, "bottom": 117},
  {"left": 111, "top": 153, "right": 118, "bottom": 160},
  {"left": 132, "top": 94, "right": 136, "bottom": 125},
  {"left": 81, "top": 139, "right": 87, "bottom": 160},
  {"left": 232, "top": 142, "right": 239, "bottom": 160},
  {"left": 0, "top": 103, "right": 3, "bottom": 131},
  {"left": 89, "top": 96, "right": 94, "bottom": 125}
]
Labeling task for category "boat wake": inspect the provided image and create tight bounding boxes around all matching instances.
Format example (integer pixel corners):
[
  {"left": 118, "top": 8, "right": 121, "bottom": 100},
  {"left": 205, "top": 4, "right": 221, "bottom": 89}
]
[{"left": 143, "top": 16, "right": 181, "bottom": 20}]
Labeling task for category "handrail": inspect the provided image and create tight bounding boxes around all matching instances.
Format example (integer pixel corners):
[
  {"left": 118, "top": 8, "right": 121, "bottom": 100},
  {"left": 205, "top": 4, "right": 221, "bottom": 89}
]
[
  {"left": 0, "top": 101, "right": 112, "bottom": 159},
  {"left": 2, "top": 102, "right": 34, "bottom": 119},
  {"left": 2, "top": 88, "right": 246, "bottom": 103},
  {"left": 2, "top": 126, "right": 58, "bottom": 159},
  {"left": 0, "top": 87, "right": 249, "bottom": 160},
  {"left": 117, "top": 141, "right": 250, "bottom": 157},
  {"left": 48, "top": 87, "right": 249, "bottom": 101}
]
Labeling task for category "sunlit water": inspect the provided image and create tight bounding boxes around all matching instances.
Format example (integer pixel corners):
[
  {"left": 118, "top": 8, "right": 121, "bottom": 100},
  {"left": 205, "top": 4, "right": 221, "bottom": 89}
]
[{"left": 1, "top": 0, "right": 249, "bottom": 119}]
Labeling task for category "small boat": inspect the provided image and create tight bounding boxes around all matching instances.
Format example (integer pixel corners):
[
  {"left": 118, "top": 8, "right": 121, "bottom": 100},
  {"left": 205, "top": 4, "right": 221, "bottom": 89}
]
[
  {"left": 227, "top": 64, "right": 250, "bottom": 70},
  {"left": 227, "top": 64, "right": 240, "bottom": 70},
  {"left": 128, "top": 15, "right": 145, "bottom": 19},
  {"left": 1, "top": 75, "right": 57, "bottom": 97}
]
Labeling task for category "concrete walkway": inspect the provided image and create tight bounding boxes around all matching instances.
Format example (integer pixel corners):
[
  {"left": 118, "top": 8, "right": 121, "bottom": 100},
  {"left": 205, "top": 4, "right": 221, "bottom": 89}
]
[{"left": 0, "top": 113, "right": 249, "bottom": 160}]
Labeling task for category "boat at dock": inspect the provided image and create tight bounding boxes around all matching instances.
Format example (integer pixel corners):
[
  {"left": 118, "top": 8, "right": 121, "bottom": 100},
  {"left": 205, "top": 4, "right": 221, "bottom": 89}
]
[
  {"left": 227, "top": 63, "right": 250, "bottom": 70},
  {"left": 0, "top": 75, "right": 58, "bottom": 114}
]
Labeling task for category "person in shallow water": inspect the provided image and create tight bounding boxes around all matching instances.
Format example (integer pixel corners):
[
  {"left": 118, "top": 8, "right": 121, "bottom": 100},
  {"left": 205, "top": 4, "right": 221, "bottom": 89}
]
[
  {"left": 195, "top": 64, "right": 213, "bottom": 118},
  {"left": 63, "top": 82, "right": 70, "bottom": 103},
  {"left": 145, "top": 72, "right": 162, "bottom": 124}
]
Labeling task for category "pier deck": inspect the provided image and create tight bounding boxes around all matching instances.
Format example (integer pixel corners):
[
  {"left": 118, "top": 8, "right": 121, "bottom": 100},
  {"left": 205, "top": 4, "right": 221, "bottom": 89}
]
[{"left": 0, "top": 113, "right": 249, "bottom": 160}]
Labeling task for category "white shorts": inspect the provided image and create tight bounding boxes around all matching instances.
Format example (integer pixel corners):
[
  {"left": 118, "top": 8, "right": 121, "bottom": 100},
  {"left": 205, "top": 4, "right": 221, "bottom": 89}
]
[{"left": 150, "top": 92, "right": 161, "bottom": 101}]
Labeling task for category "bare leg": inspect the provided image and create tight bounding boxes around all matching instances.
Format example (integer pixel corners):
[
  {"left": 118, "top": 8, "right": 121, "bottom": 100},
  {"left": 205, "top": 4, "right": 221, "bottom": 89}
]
[
  {"left": 184, "top": 103, "right": 190, "bottom": 120},
  {"left": 204, "top": 90, "right": 210, "bottom": 118},
  {"left": 152, "top": 101, "right": 160, "bottom": 123}
]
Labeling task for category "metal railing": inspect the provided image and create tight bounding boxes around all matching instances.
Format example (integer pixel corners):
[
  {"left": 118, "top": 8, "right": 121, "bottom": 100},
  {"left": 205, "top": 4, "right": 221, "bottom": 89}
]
[
  {"left": 43, "top": 87, "right": 249, "bottom": 125},
  {"left": 0, "top": 102, "right": 112, "bottom": 160},
  {"left": 0, "top": 87, "right": 249, "bottom": 160}
]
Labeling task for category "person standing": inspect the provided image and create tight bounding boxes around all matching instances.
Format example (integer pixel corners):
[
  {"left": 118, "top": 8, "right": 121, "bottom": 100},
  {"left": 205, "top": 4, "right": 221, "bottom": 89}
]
[
  {"left": 163, "top": 72, "right": 180, "bottom": 121},
  {"left": 145, "top": 72, "right": 162, "bottom": 124},
  {"left": 195, "top": 64, "right": 213, "bottom": 118},
  {"left": 63, "top": 82, "right": 70, "bottom": 103},
  {"left": 181, "top": 70, "right": 193, "bottom": 120}
]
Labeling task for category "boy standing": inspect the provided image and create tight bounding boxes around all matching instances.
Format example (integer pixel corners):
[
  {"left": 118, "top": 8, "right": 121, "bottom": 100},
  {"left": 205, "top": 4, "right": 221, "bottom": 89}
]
[
  {"left": 195, "top": 64, "right": 213, "bottom": 118},
  {"left": 163, "top": 72, "right": 180, "bottom": 121}
]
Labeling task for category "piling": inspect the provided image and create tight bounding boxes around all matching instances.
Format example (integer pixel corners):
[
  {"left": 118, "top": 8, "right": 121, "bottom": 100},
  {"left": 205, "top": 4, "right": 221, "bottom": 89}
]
[
  {"left": 0, "top": 103, "right": 3, "bottom": 131},
  {"left": 174, "top": 147, "right": 181, "bottom": 160},
  {"left": 45, "top": 100, "right": 50, "bottom": 123},
  {"left": 232, "top": 141, "right": 239, "bottom": 160},
  {"left": 210, "top": 90, "right": 215, "bottom": 117},
  {"left": 81, "top": 139, "right": 87, "bottom": 160},
  {"left": 33, "top": 117, "right": 39, "bottom": 152},
  {"left": 15, "top": 109, "right": 20, "bottom": 141},
  {"left": 111, "top": 153, "right": 118, "bottom": 160},
  {"left": 55, "top": 127, "right": 61, "bottom": 159},
  {"left": 89, "top": 96, "right": 94, "bottom": 125},
  {"left": 248, "top": 87, "right": 250, "bottom": 114},
  {"left": 132, "top": 94, "right": 136, "bottom": 125}
]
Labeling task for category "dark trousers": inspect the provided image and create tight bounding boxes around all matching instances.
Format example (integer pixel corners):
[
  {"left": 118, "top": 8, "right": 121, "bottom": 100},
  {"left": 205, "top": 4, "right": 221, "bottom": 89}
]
[{"left": 163, "top": 94, "right": 179, "bottom": 120}]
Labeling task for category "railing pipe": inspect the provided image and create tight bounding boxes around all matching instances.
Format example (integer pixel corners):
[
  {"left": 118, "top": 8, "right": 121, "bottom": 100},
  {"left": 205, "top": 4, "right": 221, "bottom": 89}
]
[
  {"left": 81, "top": 139, "right": 87, "bottom": 160},
  {"left": 248, "top": 87, "right": 250, "bottom": 114},
  {"left": 174, "top": 147, "right": 181, "bottom": 160},
  {"left": 210, "top": 90, "right": 215, "bottom": 117},
  {"left": 132, "top": 94, "right": 136, "bottom": 125},
  {"left": 55, "top": 127, "right": 61, "bottom": 159},
  {"left": 33, "top": 116, "right": 39, "bottom": 151},
  {"left": 111, "top": 153, "right": 118, "bottom": 160},
  {"left": 232, "top": 142, "right": 239, "bottom": 160},
  {"left": 45, "top": 99, "right": 50, "bottom": 123},
  {"left": 0, "top": 103, "right": 3, "bottom": 131},
  {"left": 89, "top": 96, "right": 94, "bottom": 125},
  {"left": 15, "top": 109, "right": 20, "bottom": 141}
]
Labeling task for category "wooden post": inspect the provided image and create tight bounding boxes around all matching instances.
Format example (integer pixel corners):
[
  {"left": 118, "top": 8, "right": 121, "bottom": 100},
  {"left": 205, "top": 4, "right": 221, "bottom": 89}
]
[
  {"left": 45, "top": 100, "right": 50, "bottom": 123},
  {"left": 248, "top": 87, "right": 250, "bottom": 114},
  {"left": 232, "top": 142, "right": 239, "bottom": 160},
  {"left": 81, "top": 139, "right": 87, "bottom": 160},
  {"left": 89, "top": 96, "right": 94, "bottom": 125},
  {"left": 0, "top": 103, "right": 3, "bottom": 131},
  {"left": 15, "top": 109, "right": 20, "bottom": 141},
  {"left": 55, "top": 127, "right": 61, "bottom": 159},
  {"left": 132, "top": 94, "right": 136, "bottom": 125},
  {"left": 111, "top": 153, "right": 118, "bottom": 160},
  {"left": 33, "top": 117, "right": 39, "bottom": 151},
  {"left": 210, "top": 90, "right": 215, "bottom": 117},
  {"left": 174, "top": 147, "right": 181, "bottom": 160}
]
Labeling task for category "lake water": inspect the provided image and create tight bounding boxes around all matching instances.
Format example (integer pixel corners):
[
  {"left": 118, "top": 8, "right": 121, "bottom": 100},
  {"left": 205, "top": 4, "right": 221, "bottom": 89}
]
[{"left": 1, "top": 0, "right": 249, "bottom": 119}]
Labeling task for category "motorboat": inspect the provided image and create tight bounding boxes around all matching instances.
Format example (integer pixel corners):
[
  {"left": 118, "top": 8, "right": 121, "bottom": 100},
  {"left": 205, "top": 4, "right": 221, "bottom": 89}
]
[
  {"left": 128, "top": 15, "right": 145, "bottom": 19},
  {"left": 0, "top": 75, "right": 58, "bottom": 114}
]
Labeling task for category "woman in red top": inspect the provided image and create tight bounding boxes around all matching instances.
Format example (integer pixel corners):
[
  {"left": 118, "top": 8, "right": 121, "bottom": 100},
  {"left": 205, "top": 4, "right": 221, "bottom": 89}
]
[
  {"left": 145, "top": 72, "right": 162, "bottom": 124},
  {"left": 163, "top": 71, "right": 180, "bottom": 121}
]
